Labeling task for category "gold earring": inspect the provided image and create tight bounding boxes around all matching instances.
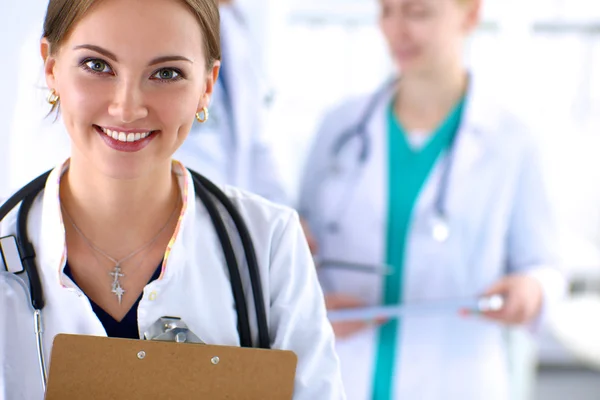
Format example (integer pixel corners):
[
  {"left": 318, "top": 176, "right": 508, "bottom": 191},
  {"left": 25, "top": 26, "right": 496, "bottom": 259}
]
[
  {"left": 47, "top": 89, "right": 59, "bottom": 105},
  {"left": 195, "top": 107, "right": 209, "bottom": 123}
]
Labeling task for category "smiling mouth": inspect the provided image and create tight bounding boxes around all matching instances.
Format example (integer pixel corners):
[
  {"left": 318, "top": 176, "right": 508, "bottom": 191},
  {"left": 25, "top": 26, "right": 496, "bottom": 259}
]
[{"left": 95, "top": 125, "right": 157, "bottom": 143}]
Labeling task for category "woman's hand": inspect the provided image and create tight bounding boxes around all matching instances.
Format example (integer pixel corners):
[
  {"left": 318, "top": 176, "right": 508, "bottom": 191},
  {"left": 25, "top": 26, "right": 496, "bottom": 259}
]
[
  {"left": 325, "top": 294, "right": 385, "bottom": 339},
  {"left": 477, "top": 274, "right": 544, "bottom": 325}
]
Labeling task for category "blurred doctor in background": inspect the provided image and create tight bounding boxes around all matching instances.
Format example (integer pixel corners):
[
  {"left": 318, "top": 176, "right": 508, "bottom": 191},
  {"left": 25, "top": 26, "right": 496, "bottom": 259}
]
[
  {"left": 299, "top": 0, "right": 566, "bottom": 399},
  {"left": 6, "top": 0, "right": 287, "bottom": 204},
  {"left": 174, "top": 0, "right": 288, "bottom": 203}
]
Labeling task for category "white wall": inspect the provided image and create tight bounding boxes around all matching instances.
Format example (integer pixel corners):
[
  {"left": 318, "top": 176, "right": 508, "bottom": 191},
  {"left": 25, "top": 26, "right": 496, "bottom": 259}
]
[
  {"left": 0, "top": 1, "right": 47, "bottom": 196},
  {"left": 0, "top": 1, "right": 70, "bottom": 197}
]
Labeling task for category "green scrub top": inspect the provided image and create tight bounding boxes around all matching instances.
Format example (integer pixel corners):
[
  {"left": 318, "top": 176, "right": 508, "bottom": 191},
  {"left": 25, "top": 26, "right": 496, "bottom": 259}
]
[{"left": 372, "top": 97, "right": 466, "bottom": 399}]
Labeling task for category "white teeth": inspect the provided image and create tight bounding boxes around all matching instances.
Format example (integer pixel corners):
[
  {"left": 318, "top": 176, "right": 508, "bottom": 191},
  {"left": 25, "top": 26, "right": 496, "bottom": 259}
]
[{"left": 100, "top": 127, "right": 151, "bottom": 142}]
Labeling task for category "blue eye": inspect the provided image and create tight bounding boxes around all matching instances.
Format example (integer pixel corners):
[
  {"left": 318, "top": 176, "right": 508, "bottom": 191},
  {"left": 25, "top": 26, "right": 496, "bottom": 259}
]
[
  {"left": 152, "top": 68, "right": 182, "bottom": 81},
  {"left": 84, "top": 59, "right": 112, "bottom": 74}
]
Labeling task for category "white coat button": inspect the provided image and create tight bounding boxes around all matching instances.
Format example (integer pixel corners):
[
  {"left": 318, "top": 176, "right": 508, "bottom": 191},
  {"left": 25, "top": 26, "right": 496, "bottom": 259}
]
[{"left": 149, "top": 291, "right": 158, "bottom": 301}]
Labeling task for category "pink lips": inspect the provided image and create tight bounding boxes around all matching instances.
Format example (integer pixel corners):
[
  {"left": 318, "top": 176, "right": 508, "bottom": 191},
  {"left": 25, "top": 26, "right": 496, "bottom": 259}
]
[
  {"left": 395, "top": 49, "right": 418, "bottom": 61},
  {"left": 95, "top": 125, "right": 157, "bottom": 153}
]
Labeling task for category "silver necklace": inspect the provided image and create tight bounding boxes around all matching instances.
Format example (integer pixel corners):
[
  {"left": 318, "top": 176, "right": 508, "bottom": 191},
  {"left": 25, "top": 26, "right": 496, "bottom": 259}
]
[{"left": 61, "top": 197, "right": 180, "bottom": 304}]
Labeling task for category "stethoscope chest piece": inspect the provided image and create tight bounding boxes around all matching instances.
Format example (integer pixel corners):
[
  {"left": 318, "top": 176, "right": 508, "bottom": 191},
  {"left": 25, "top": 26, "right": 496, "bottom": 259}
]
[{"left": 430, "top": 214, "right": 450, "bottom": 243}]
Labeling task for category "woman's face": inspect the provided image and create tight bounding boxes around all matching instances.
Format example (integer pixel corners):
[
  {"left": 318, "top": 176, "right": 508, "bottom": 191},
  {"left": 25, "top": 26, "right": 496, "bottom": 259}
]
[
  {"left": 379, "top": 0, "right": 479, "bottom": 76},
  {"left": 42, "top": 0, "right": 219, "bottom": 180}
]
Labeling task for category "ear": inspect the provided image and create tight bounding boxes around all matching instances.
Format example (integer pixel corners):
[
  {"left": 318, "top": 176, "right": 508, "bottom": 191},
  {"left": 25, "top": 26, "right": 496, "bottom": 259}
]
[
  {"left": 463, "top": 0, "right": 482, "bottom": 33},
  {"left": 198, "top": 60, "right": 221, "bottom": 112},
  {"left": 41, "top": 38, "right": 58, "bottom": 91}
]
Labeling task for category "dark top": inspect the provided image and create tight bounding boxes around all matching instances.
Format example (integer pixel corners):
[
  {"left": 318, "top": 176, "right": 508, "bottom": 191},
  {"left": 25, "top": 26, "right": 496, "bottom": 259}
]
[{"left": 63, "top": 262, "right": 162, "bottom": 339}]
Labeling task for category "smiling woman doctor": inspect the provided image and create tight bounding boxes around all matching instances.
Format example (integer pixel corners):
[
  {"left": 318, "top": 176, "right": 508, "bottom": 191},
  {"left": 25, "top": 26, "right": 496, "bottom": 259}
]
[
  {"left": 0, "top": 0, "right": 344, "bottom": 399},
  {"left": 299, "top": 0, "right": 565, "bottom": 399}
]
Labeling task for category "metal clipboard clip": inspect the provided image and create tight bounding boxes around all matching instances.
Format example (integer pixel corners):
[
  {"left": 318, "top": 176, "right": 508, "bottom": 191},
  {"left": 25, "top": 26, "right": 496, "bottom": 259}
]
[{"left": 143, "top": 317, "right": 205, "bottom": 344}]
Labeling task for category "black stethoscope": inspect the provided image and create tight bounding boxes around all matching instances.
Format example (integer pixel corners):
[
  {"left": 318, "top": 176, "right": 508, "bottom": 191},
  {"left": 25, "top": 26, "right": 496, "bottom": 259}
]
[
  {"left": 325, "top": 76, "right": 465, "bottom": 243},
  {"left": 0, "top": 168, "right": 270, "bottom": 391}
]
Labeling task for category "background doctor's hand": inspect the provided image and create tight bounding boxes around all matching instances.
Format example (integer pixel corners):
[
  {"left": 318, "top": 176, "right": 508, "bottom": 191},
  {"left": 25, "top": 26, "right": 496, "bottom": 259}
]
[
  {"left": 478, "top": 274, "right": 544, "bottom": 325},
  {"left": 325, "top": 294, "right": 386, "bottom": 339}
]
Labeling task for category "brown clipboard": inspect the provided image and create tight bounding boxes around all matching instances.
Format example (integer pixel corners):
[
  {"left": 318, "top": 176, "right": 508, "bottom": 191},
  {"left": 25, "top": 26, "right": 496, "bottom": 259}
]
[{"left": 45, "top": 334, "right": 298, "bottom": 399}]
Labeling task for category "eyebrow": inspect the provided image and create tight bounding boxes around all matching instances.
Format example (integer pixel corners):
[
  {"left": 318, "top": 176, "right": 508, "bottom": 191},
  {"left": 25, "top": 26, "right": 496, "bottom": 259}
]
[
  {"left": 148, "top": 55, "right": 193, "bottom": 66},
  {"left": 73, "top": 44, "right": 193, "bottom": 65}
]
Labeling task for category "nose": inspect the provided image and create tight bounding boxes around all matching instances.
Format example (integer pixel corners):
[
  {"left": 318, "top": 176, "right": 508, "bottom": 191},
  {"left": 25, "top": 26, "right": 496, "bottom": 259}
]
[
  {"left": 388, "top": 13, "right": 409, "bottom": 35},
  {"left": 108, "top": 79, "right": 149, "bottom": 123}
]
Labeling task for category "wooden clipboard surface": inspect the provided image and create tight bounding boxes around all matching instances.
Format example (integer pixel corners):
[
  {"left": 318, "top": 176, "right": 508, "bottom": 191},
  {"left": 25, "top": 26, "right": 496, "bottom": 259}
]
[{"left": 45, "top": 334, "right": 297, "bottom": 399}]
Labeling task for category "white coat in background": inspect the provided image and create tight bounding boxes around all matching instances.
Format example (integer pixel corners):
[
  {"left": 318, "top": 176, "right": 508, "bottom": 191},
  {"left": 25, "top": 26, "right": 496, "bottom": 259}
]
[
  {"left": 173, "top": 4, "right": 287, "bottom": 204},
  {"left": 0, "top": 160, "right": 345, "bottom": 400},
  {"left": 299, "top": 76, "right": 566, "bottom": 400}
]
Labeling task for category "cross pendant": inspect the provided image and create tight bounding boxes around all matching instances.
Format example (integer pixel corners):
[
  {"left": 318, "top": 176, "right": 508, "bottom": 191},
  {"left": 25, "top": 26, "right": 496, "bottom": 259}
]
[
  {"left": 109, "top": 265, "right": 125, "bottom": 304},
  {"left": 110, "top": 265, "right": 125, "bottom": 282}
]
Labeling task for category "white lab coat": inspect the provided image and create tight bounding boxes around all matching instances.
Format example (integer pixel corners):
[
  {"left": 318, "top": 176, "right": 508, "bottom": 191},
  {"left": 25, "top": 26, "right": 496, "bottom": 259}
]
[
  {"left": 173, "top": 4, "right": 287, "bottom": 203},
  {"left": 299, "top": 77, "right": 566, "bottom": 400},
  {"left": 6, "top": 5, "right": 286, "bottom": 204},
  {"left": 0, "top": 160, "right": 345, "bottom": 400}
]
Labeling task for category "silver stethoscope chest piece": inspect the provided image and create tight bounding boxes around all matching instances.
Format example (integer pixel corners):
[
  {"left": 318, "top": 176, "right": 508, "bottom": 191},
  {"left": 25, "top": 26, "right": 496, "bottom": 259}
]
[{"left": 430, "top": 214, "right": 450, "bottom": 243}]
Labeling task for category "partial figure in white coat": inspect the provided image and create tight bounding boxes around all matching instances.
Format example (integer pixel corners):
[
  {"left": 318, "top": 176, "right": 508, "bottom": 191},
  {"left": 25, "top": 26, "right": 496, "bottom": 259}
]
[
  {"left": 0, "top": 0, "right": 344, "bottom": 399},
  {"left": 174, "top": 0, "right": 287, "bottom": 204},
  {"left": 299, "top": 0, "right": 565, "bottom": 399}
]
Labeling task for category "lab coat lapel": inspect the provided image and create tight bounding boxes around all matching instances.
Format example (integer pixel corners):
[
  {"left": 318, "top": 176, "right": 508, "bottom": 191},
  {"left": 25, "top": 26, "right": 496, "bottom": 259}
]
[
  {"left": 319, "top": 92, "right": 390, "bottom": 305},
  {"left": 359, "top": 90, "right": 392, "bottom": 266},
  {"left": 407, "top": 79, "right": 493, "bottom": 295},
  {"left": 136, "top": 164, "right": 207, "bottom": 337},
  {"left": 39, "top": 163, "right": 68, "bottom": 288},
  {"left": 443, "top": 79, "right": 494, "bottom": 218},
  {"left": 37, "top": 161, "right": 107, "bottom": 361},
  {"left": 413, "top": 79, "right": 491, "bottom": 222},
  {"left": 152, "top": 162, "right": 196, "bottom": 284}
]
